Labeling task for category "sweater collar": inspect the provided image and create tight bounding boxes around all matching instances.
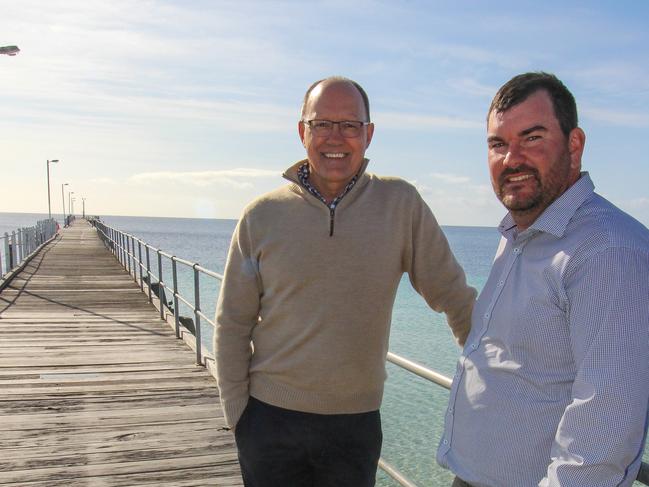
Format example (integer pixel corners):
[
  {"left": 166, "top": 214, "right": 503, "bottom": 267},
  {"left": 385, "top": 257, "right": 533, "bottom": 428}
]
[
  {"left": 283, "top": 158, "right": 371, "bottom": 204},
  {"left": 283, "top": 158, "right": 370, "bottom": 184}
]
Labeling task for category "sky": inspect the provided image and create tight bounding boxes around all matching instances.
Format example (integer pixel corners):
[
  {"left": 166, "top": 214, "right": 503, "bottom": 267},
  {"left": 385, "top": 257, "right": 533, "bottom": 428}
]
[{"left": 1, "top": 0, "right": 648, "bottom": 227}]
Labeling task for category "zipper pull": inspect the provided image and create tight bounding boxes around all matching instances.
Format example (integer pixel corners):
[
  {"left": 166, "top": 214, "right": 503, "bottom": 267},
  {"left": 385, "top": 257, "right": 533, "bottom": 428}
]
[{"left": 329, "top": 207, "right": 335, "bottom": 237}]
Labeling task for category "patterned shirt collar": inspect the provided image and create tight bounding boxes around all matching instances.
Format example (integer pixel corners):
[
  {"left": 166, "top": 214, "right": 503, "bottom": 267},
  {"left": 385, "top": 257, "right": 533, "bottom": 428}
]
[{"left": 297, "top": 162, "right": 360, "bottom": 209}]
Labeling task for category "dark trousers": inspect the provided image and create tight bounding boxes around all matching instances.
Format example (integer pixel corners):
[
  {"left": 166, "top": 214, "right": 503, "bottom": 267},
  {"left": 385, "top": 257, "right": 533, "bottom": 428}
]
[
  {"left": 234, "top": 397, "right": 382, "bottom": 487},
  {"left": 452, "top": 476, "right": 474, "bottom": 487}
]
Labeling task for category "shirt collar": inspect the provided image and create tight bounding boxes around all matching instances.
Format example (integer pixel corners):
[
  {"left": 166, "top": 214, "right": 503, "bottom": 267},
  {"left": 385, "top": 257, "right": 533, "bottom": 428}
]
[
  {"left": 499, "top": 172, "right": 595, "bottom": 239},
  {"left": 283, "top": 158, "right": 370, "bottom": 184},
  {"left": 296, "top": 162, "right": 360, "bottom": 209}
]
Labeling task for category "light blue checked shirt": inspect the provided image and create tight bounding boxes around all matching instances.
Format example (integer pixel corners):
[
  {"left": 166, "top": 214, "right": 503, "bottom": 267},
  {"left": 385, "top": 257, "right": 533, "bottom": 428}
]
[{"left": 437, "top": 173, "right": 649, "bottom": 486}]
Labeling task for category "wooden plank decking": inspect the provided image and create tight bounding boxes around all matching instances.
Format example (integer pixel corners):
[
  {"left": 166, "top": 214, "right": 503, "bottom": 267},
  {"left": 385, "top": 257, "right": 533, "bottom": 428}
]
[{"left": 0, "top": 220, "right": 242, "bottom": 486}]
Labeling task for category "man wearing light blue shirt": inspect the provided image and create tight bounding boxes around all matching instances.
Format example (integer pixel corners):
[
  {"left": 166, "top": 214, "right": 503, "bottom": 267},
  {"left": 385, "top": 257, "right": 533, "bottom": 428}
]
[{"left": 437, "top": 72, "right": 649, "bottom": 486}]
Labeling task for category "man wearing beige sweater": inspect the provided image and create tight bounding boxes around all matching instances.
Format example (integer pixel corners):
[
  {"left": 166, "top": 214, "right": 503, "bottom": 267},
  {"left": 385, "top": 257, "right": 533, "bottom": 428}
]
[{"left": 214, "top": 76, "right": 476, "bottom": 487}]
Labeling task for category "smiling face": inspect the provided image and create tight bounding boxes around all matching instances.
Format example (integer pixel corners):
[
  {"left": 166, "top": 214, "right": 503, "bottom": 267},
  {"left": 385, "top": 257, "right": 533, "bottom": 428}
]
[
  {"left": 487, "top": 90, "right": 585, "bottom": 230},
  {"left": 298, "top": 80, "right": 374, "bottom": 202}
]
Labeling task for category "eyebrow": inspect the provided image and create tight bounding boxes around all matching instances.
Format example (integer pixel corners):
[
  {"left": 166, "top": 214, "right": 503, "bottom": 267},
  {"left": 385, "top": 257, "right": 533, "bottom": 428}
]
[
  {"left": 487, "top": 135, "right": 503, "bottom": 144},
  {"left": 519, "top": 125, "right": 547, "bottom": 136},
  {"left": 487, "top": 124, "right": 548, "bottom": 144}
]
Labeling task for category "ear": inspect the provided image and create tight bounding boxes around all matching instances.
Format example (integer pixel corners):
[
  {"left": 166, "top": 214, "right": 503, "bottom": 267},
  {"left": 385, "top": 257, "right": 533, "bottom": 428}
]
[
  {"left": 298, "top": 120, "right": 306, "bottom": 147},
  {"left": 365, "top": 123, "right": 375, "bottom": 149},
  {"left": 568, "top": 127, "right": 585, "bottom": 171}
]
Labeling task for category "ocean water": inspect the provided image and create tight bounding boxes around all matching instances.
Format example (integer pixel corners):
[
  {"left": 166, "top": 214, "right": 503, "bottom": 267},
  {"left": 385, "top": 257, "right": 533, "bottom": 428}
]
[{"left": 1, "top": 212, "right": 647, "bottom": 486}]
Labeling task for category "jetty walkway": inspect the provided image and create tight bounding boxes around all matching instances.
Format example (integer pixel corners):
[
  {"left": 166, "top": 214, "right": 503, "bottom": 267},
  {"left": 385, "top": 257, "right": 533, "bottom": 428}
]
[{"left": 0, "top": 220, "right": 242, "bottom": 486}]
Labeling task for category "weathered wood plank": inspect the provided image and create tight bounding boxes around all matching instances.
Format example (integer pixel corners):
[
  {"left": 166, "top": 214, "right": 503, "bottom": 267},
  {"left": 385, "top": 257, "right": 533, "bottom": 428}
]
[
  {"left": 0, "top": 220, "right": 242, "bottom": 486},
  {"left": 0, "top": 453, "right": 239, "bottom": 484}
]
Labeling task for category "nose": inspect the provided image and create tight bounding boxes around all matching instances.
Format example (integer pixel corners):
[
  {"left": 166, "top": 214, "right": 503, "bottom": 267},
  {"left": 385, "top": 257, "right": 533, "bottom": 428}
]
[
  {"left": 503, "top": 141, "right": 524, "bottom": 168},
  {"left": 326, "top": 123, "right": 345, "bottom": 143}
]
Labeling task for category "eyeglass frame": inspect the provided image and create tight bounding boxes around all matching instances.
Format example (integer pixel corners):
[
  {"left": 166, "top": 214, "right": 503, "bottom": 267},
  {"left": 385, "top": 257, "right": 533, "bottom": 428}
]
[{"left": 301, "top": 119, "right": 372, "bottom": 138}]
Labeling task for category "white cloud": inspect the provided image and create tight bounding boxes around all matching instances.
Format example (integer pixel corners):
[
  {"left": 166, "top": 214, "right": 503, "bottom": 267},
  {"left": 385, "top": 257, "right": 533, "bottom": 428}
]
[
  {"left": 420, "top": 43, "right": 521, "bottom": 69},
  {"left": 570, "top": 62, "right": 649, "bottom": 94},
  {"left": 89, "top": 177, "right": 117, "bottom": 184},
  {"left": 418, "top": 182, "right": 501, "bottom": 226},
  {"left": 127, "top": 168, "right": 280, "bottom": 188},
  {"left": 429, "top": 172, "right": 472, "bottom": 184},
  {"left": 375, "top": 111, "right": 482, "bottom": 131},
  {"left": 581, "top": 107, "right": 649, "bottom": 128},
  {"left": 620, "top": 197, "right": 649, "bottom": 210},
  {"left": 447, "top": 78, "right": 497, "bottom": 98}
]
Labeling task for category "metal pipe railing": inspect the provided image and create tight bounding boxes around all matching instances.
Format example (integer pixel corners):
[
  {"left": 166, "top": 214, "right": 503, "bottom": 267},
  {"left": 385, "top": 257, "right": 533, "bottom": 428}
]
[
  {"left": 87, "top": 217, "right": 649, "bottom": 487},
  {"left": 1, "top": 218, "right": 58, "bottom": 282}
]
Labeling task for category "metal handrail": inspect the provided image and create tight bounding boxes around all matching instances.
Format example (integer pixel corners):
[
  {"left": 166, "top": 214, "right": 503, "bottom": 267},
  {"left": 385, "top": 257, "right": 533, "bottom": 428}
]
[
  {"left": 90, "top": 218, "right": 222, "bottom": 366},
  {"left": 1, "top": 218, "right": 58, "bottom": 284},
  {"left": 87, "top": 218, "right": 649, "bottom": 487}
]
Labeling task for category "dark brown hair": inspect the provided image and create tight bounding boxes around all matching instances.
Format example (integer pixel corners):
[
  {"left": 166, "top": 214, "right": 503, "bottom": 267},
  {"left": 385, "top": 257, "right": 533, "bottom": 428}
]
[{"left": 488, "top": 72, "right": 577, "bottom": 136}]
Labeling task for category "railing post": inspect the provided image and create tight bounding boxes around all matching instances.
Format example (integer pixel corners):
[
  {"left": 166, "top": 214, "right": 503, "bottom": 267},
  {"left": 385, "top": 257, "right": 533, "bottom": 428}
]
[
  {"left": 21, "top": 228, "right": 26, "bottom": 262},
  {"left": 157, "top": 249, "right": 164, "bottom": 319},
  {"left": 3, "top": 233, "right": 10, "bottom": 276},
  {"left": 138, "top": 240, "right": 143, "bottom": 290},
  {"left": 130, "top": 236, "right": 137, "bottom": 283},
  {"left": 126, "top": 235, "right": 132, "bottom": 276},
  {"left": 10, "top": 231, "right": 16, "bottom": 269},
  {"left": 120, "top": 232, "right": 125, "bottom": 267},
  {"left": 145, "top": 245, "right": 152, "bottom": 303},
  {"left": 121, "top": 232, "right": 126, "bottom": 268},
  {"left": 193, "top": 264, "right": 202, "bottom": 366},
  {"left": 125, "top": 234, "right": 130, "bottom": 273},
  {"left": 172, "top": 258, "right": 180, "bottom": 338},
  {"left": 117, "top": 231, "right": 123, "bottom": 265},
  {"left": 16, "top": 229, "right": 23, "bottom": 264},
  {"left": 115, "top": 230, "right": 120, "bottom": 262},
  {"left": 22, "top": 228, "right": 25, "bottom": 262}
]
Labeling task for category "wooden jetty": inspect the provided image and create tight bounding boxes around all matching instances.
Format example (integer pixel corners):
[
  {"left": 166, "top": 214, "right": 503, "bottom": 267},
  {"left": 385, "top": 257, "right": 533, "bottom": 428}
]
[{"left": 0, "top": 220, "right": 242, "bottom": 486}]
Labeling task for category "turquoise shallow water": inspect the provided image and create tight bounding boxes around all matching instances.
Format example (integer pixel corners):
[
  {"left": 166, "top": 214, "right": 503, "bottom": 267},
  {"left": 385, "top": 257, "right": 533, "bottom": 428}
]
[{"left": 1, "top": 212, "right": 647, "bottom": 486}]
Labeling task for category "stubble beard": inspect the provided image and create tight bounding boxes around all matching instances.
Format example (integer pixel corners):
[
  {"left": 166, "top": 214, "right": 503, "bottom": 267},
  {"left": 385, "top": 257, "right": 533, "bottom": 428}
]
[{"left": 498, "top": 153, "right": 573, "bottom": 218}]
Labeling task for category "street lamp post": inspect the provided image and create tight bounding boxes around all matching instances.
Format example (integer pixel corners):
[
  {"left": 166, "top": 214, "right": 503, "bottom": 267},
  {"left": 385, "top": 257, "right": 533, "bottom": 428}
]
[
  {"left": 68, "top": 191, "right": 74, "bottom": 223},
  {"left": 71, "top": 197, "right": 76, "bottom": 216},
  {"left": 46, "top": 159, "right": 59, "bottom": 219},
  {"left": 61, "top": 183, "right": 69, "bottom": 226},
  {"left": 82, "top": 198, "right": 86, "bottom": 219}
]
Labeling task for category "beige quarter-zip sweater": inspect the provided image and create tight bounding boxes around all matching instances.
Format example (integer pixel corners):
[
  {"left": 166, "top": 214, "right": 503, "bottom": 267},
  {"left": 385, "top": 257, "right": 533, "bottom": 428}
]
[{"left": 214, "top": 159, "right": 476, "bottom": 428}]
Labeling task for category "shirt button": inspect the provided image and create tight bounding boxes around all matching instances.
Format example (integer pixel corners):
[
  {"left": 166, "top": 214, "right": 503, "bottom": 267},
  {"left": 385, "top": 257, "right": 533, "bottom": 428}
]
[
  {"left": 471, "top": 344, "right": 477, "bottom": 350},
  {"left": 484, "top": 312, "right": 490, "bottom": 319},
  {"left": 513, "top": 247, "right": 521, "bottom": 253},
  {"left": 498, "top": 280, "right": 504, "bottom": 286},
  {"left": 443, "top": 439, "right": 448, "bottom": 445}
]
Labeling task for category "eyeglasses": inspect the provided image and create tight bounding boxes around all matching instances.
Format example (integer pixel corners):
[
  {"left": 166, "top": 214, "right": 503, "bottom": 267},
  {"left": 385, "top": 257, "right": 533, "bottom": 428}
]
[{"left": 302, "top": 119, "right": 371, "bottom": 138}]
